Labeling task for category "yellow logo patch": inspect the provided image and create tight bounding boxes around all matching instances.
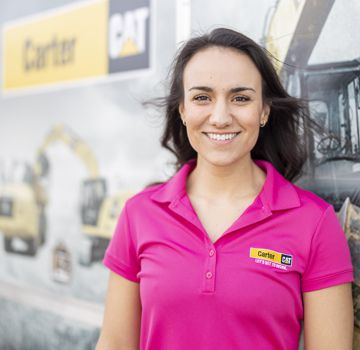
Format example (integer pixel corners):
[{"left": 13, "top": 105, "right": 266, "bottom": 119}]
[{"left": 250, "top": 247, "right": 293, "bottom": 267}]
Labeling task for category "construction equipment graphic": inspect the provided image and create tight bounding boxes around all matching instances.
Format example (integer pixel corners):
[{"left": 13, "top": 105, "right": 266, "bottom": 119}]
[{"left": 0, "top": 124, "right": 132, "bottom": 265}]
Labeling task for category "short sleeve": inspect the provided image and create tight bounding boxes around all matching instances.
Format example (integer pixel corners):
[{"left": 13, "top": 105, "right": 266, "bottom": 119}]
[
  {"left": 301, "top": 204, "right": 354, "bottom": 292},
  {"left": 103, "top": 202, "right": 140, "bottom": 283}
]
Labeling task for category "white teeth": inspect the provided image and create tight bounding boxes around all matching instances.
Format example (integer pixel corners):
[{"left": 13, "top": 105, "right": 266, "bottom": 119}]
[{"left": 207, "top": 133, "right": 238, "bottom": 141}]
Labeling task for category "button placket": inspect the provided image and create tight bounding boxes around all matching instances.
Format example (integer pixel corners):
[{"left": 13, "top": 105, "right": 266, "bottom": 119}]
[{"left": 202, "top": 244, "right": 217, "bottom": 293}]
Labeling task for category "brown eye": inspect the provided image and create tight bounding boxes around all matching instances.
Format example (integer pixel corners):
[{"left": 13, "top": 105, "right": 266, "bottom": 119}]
[
  {"left": 233, "top": 96, "right": 250, "bottom": 102},
  {"left": 194, "top": 95, "right": 210, "bottom": 102}
]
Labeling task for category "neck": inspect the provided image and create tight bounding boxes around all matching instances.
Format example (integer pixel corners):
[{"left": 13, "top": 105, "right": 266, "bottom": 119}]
[{"left": 186, "top": 155, "right": 266, "bottom": 201}]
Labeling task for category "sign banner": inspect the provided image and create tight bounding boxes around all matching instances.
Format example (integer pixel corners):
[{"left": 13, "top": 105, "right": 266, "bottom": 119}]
[{"left": 2, "top": 0, "right": 152, "bottom": 93}]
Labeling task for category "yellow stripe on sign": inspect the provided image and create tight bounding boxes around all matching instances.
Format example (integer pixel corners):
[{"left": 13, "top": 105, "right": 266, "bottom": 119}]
[
  {"left": 3, "top": 0, "right": 108, "bottom": 91},
  {"left": 250, "top": 247, "right": 284, "bottom": 264}
]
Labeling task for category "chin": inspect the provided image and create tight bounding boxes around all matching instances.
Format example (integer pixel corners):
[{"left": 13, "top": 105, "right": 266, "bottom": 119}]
[{"left": 200, "top": 153, "right": 245, "bottom": 168}]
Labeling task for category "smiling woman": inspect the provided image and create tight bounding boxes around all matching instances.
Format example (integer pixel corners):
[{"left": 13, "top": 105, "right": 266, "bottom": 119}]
[{"left": 97, "top": 28, "right": 355, "bottom": 350}]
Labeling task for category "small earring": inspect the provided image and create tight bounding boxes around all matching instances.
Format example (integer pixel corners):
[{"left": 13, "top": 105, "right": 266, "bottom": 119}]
[
  {"left": 182, "top": 119, "right": 186, "bottom": 126},
  {"left": 260, "top": 120, "right": 266, "bottom": 128}
]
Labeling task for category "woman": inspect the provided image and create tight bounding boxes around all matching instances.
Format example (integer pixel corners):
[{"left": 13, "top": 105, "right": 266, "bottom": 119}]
[{"left": 96, "top": 28, "right": 354, "bottom": 349}]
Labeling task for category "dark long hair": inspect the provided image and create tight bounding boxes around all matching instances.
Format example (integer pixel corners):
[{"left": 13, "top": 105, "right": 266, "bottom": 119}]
[{"left": 148, "top": 28, "right": 317, "bottom": 182}]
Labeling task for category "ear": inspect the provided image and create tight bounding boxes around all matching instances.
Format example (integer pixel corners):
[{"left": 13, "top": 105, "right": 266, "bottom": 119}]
[
  {"left": 262, "top": 103, "right": 270, "bottom": 123},
  {"left": 178, "top": 102, "right": 184, "bottom": 118}
]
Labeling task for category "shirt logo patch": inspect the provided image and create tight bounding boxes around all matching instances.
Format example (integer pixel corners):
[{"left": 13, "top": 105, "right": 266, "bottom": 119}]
[{"left": 249, "top": 247, "right": 293, "bottom": 271}]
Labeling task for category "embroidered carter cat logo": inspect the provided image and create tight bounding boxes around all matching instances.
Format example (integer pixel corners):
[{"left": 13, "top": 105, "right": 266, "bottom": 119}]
[{"left": 249, "top": 247, "right": 293, "bottom": 271}]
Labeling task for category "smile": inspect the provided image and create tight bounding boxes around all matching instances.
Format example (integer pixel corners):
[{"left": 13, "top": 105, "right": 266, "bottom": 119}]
[{"left": 205, "top": 132, "right": 240, "bottom": 141}]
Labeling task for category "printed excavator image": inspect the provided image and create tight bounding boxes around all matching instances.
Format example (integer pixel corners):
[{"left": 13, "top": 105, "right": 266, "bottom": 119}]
[
  {"left": 0, "top": 158, "right": 48, "bottom": 256},
  {"left": 295, "top": 59, "right": 360, "bottom": 209},
  {"left": 264, "top": 0, "right": 360, "bottom": 209},
  {"left": 264, "top": 0, "right": 360, "bottom": 346},
  {"left": 0, "top": 124, "right": 132, "bottom": 265}
]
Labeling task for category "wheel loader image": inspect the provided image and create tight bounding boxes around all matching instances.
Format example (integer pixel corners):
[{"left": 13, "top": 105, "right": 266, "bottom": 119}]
[
  {"left": 265, "top": 0, "right": 360, "bottom": 346},
  {"left": 0, "top": 124, "right": 133, "bottom": 265}
]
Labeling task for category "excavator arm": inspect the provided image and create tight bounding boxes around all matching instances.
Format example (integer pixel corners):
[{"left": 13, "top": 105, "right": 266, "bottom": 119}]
[
  {"left": 265, "top": 0, "right": 335, "bottom": 75},
  {"left": 34, "top": 124, "right": 100, "bottom": 179}
]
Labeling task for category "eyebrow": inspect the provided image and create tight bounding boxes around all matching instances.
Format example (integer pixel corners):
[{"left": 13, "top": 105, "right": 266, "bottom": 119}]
[{"left": 188, "top": 86, "right": 256, "bottom": 93}]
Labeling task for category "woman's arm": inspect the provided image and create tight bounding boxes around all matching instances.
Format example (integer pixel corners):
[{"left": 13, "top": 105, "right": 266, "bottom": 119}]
[
  {"left": 303, "top": 282, "right": 354, "bottom": 350},
  {"left": 96, "top": 271, "right": 142, "bottom": 350}
]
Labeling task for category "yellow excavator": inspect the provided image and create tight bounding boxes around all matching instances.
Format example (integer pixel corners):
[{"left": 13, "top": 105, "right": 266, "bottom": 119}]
[
  {"left": 0, "top": 157, "right": 48, "bottom": 256},
  {"left": 0, "top": 124, "right": 132, "bottom": 264}
]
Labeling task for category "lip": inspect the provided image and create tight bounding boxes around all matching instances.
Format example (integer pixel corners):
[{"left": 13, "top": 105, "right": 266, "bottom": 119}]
[
  {"left": 203, "top": 131, "right": 241, "bottom": 144},
  {"left": 203, "top": 131, "right": 240, "bottom": 134}
]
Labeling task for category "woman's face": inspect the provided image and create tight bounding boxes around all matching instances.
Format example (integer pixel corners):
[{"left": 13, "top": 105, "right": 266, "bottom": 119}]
[{"left": 179, "top": 46, "right": 270, "bottom": 168}]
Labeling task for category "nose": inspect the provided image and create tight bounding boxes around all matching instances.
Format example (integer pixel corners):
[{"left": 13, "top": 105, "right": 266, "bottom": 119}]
[{"left": 208, "top": 98, "right": 232, "bottom": 127}]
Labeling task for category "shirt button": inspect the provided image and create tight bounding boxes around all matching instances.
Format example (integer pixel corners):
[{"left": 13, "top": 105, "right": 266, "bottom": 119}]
[
  {"left": 206, "top": 271, "right": 213, "bottom": 279},
  {"left": 209, "top": 249, "right": 215, "bottom": 257}
]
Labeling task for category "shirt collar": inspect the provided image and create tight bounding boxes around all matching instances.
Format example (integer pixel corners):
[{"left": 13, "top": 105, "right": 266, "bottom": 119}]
[{"left": 150, "top": 158, "right": 300, "bottom": 211}]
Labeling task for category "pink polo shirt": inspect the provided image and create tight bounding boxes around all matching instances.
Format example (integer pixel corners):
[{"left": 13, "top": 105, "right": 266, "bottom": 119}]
[{"left": 103, "top": 159, "right": 354, "bottom": 350}]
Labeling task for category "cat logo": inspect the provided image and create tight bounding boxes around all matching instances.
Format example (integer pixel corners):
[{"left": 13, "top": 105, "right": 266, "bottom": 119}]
[
  {"left": 108, "top": 6, "right": 149, "bottom": 59},
  {"left": 281, "top": 254, "right": 293, "bottom": 266},
  {"left": 108, "top": 0, "right": 151, "bottom": 74}
]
